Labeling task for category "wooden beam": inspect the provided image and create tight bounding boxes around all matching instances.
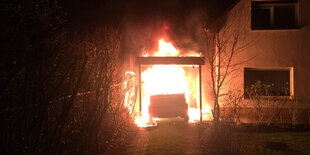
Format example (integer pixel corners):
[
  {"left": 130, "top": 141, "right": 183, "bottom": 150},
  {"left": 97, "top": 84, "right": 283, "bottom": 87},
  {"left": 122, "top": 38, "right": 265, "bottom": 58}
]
[
  {"left": 136, "top": 57, "right": 205, "bottom": 65},
  {"left": 199, "top": 65, "right": 202, "bottom": 123},
  {"left": 139, "top": 65, "right": 142, "bottom": 113}
]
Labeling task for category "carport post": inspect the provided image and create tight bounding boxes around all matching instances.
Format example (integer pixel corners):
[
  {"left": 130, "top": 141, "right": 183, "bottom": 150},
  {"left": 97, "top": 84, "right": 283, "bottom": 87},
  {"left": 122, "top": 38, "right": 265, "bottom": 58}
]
[
  {"left": 199, "top": 65, "right": 202, "bottom": 123},
  {"left": 139, "top": 65, "right": 142, "bottom": 113}
]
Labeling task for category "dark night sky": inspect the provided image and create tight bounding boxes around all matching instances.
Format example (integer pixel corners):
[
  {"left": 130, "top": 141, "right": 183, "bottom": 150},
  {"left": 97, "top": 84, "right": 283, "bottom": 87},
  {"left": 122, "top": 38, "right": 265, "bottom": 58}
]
[{"left": 0, "top": 0, "right": 236, "bottom": 78}]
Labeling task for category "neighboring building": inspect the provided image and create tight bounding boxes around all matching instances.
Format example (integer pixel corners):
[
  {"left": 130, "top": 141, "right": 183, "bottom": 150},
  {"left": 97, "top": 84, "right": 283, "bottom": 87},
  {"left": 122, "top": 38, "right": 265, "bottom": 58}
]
[{"left": 223, "top": 0, "right": 310, "bottom": 123}]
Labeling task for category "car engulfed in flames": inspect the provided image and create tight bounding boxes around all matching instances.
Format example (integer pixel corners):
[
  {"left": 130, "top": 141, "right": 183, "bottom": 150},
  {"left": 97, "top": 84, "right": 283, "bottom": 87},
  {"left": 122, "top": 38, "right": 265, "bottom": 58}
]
[{"left": 149, "top": 94, "right": 189, "bottom": 122}]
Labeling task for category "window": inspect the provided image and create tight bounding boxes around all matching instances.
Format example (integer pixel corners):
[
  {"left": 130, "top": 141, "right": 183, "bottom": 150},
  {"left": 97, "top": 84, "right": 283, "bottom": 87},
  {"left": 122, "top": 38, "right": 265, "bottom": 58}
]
[
  {"left": 244, "top": 68, "right": 294, "bottom": 99},
  {"left": 251, "top": 0, "right": 298, "bottom": 30}
]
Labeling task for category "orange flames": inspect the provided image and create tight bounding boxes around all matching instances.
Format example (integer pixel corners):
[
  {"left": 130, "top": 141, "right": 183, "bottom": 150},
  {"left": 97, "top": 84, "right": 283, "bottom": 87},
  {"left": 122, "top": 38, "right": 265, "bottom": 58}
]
[{"left": 126, "top": 38, "right": 212, "bottom": 127}]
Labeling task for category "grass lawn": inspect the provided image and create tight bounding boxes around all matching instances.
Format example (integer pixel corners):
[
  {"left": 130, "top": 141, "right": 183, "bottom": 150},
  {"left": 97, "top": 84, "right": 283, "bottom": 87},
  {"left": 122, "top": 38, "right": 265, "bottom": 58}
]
[
  {"left": 145, "top": 118, "right": 200, "bottom": 155},
  {"left": 232, "top": 131, "right": 310, "bottom": 154},
  {"left": 137, "top": 120, "right": 310, "bottom": 155}
]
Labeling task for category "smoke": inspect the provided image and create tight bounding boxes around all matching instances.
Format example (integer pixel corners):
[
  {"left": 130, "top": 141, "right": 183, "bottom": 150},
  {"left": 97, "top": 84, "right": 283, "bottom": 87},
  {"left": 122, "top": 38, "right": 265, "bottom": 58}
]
[
  {"left": 60, "top": 0, "right": 236, "bottom": 58},
  {"left": 120, "top": 0, "right": 236, "bottom": 57},
  {"left": 120, "top": 0, "right": 205, "bottom": 57}
]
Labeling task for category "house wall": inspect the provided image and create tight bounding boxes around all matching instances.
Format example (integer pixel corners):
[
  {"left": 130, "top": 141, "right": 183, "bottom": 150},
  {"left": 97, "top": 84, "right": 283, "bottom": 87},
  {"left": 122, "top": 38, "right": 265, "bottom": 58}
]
[
  {"left": 210, "top": 0, "right": 310, "bottom": 124},
  {"left": 227, "top": 0, "right": 310, "bottom": 106}
]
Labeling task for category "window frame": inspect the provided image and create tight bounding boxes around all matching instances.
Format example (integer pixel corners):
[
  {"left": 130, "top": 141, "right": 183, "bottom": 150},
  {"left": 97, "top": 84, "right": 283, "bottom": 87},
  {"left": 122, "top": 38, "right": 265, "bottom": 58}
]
[
  {"left": 251, "top": 0, "right": 299, "bottom": 30},
  {"left": 243, "top": 67, "right": 294, "bottom": 99}
]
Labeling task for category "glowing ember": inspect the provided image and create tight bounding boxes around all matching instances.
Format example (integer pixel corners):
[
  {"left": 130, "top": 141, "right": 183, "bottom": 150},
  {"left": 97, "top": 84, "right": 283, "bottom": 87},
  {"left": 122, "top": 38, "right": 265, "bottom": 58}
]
[{"left": 126, "top": 38, "right": 212, "bottom": 127}]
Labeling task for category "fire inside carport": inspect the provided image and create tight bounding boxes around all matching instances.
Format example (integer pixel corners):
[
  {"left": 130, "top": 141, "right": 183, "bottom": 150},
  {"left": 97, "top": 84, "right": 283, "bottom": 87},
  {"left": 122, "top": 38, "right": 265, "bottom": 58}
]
[{"left": 125, "top": 39, "right": 212, "bottom": 127}]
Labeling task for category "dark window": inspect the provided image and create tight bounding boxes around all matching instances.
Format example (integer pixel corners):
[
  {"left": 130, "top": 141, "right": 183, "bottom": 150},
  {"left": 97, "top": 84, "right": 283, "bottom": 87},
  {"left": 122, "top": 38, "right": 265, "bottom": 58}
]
[
  {"left": 244, "top": 68, "right": 290, "bottom": 98},
  {"left": 251, "top": 0, "right": 298, "bottom": 30},
  {"left": 274, "top": 6, "right": 296, "bottom": 26},
  {"left": 252, "top": 8, "right": 271, "bottom": 27}
]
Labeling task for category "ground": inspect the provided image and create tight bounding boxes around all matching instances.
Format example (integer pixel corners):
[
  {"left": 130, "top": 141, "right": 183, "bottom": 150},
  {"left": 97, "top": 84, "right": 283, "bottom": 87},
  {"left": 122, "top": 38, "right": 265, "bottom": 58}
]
[
  {"left": 127, "top": 118, "right": 202, "bottom": 155},
  {"left": 127, "top": 118, "right": 310, "bottom": 155},
  {"left": 232, "top": 129, "right": 310, "bottom": 154}
]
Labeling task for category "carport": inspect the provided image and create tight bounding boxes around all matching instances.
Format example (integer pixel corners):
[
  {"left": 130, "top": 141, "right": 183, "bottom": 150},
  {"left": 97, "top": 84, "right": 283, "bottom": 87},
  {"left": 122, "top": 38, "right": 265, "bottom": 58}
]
[{"left": 136, "top": 56, "right": 205, "bottom": 122}]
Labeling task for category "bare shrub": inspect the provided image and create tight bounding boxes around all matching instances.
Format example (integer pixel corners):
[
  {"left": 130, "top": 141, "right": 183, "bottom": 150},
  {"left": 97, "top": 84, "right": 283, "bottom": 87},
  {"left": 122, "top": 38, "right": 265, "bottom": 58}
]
[
  {"left": 221, "top": 89, "right": 244, "bottom": 124},
  {"left": 247, "top": 80, "right": 297, "bottom": 126},
  {"left": 47, "top": 26, "right": 137, "bottom": 154}
]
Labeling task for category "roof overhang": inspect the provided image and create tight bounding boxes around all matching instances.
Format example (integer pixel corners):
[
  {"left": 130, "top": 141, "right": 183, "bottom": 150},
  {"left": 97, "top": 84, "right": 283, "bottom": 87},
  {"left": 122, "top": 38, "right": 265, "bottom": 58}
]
[{"left": 136, "top": 57, "right": 205, "bottom": 65}]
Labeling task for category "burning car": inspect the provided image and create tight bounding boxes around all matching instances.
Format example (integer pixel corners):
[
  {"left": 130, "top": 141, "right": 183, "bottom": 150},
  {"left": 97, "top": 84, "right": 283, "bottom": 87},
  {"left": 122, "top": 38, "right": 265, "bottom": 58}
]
[{"left": 148, "top": 94, "right": 189, "bottom": 122}]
